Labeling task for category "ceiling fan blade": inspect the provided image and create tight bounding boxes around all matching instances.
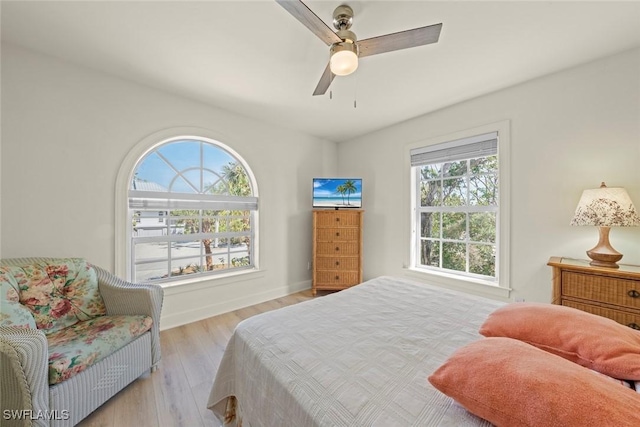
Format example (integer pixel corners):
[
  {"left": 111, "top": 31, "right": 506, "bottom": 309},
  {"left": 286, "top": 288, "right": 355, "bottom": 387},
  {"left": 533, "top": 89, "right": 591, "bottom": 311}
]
[
  {"left": 276, "top": 0, "right": 342, "bottom": 46},
  {"left": 312, "top": 63, "right": 335, "bottom": 96},
  {"left": 358, "top": 23, "right": 442, "bottom": 58}
]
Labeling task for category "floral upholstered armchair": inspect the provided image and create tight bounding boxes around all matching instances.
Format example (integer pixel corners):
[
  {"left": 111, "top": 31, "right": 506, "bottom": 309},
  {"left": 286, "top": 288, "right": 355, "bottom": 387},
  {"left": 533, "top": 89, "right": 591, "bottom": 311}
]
[{"left": 0, "top": 258, "right": 163, "bottom": 427}]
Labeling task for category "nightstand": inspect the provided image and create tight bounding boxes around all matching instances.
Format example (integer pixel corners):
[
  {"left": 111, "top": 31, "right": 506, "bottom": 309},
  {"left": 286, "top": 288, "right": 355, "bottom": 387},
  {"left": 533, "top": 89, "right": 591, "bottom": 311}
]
[{"left": 548, "top": 256, "right": 640, "bottom": 329}]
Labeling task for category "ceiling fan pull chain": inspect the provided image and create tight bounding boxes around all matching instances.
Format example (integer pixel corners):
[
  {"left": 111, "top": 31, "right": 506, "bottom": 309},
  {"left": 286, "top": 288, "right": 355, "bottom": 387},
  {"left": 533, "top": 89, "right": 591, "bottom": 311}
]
[{"left": 354, "top": 73, "right": 358, "bottom": 109}]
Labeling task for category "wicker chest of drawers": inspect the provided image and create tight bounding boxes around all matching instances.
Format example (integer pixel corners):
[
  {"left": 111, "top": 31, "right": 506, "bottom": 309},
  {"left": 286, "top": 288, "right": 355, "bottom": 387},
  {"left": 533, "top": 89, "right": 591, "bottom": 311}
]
[
  {"left": 548, "top": 256, "right": 640, "bottom": 329},
  {"left": 312, "top": 210, "right": 363, "bottom": 296}
]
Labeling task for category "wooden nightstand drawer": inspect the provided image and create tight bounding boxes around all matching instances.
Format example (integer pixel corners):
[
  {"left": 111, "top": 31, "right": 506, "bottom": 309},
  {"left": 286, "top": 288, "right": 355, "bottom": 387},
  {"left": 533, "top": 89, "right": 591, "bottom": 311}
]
[
  {"left": 316, "top": 242, "right": 359, "bottom": 256},
  {"left": 315, "top": 212, "right": 361, "bottom": 228},
  {"left": 562, "top": 300, "right": 640, "bottom": 330},
  {"left": 316, "top": 271, "right": 360, "bottom": 286},
  {"left": 315, "top": 228, "right": 360, "bottom": 242},
  {"left": 562, "top": 271, "right": 640, "bottom": 310},
  {"left": 548, "top": 257, "right": 640, "bottom": 329},
  {"left": 315, "top": 256, "right": 360, "bottom": 271}
]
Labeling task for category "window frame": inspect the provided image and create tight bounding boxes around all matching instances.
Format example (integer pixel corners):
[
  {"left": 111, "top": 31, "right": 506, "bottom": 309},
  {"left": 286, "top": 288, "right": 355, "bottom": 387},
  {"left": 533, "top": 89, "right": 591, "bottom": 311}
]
[
  {"left": 405, "top": 121, "right": 511, "bottom": 299},
  {"left": 115, "top": 128, "right": 259, "bottom": 287}
]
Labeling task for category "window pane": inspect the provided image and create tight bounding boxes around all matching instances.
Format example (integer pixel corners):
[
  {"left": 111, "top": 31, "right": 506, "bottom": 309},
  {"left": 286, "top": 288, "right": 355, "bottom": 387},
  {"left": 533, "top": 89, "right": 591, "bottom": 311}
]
[
  {"left": 230, "top": 236, "right": 251, "bottom": 267},
  {"left": 420, "top": 239, "right": 439, "bottom": 267},
  {"left": 213, "top": 238, "right": 230, "bottom": 270},
  {"left": 469, "top": 212, "right": 496, "bottom": 243},
  {"left": 217, "top": 217, "right": 228, "bottom": 232},
  {"left": 134, "top": 241, "right": 167, "bottom": 259},
  {"left": 442, "top": 212, "right": 466, "bottom": 240},
  {"left": 202, "top": 237, "right": 220, "bottom": 271},
  {"left": 442, "top": 178, "right": 467, "bottom": 206},
  {"left": 201, "top": 217, "right": 218, "bottom": 234},
  {"left": 442, "top": 242, "right": 466, "bottom": 272},
  {"left": 421, "top": 164, "right": 441, "bottom": 179},
  {"left": 133, "top": 241, "right": 169, "bottom": 282},
  {"left": 133, "top": 211, "right": 168, "bottom": 237},
  {"left": 157, "top": 141, "right": 200, "bottom": 171},
  {"left": 203, "top": 144, "right": 236, "bottom": 175},
  {"left": 170, "top": 261, "right": 203, "bottom": 277},
  {"left": 133, "top": 153, "right": 173, "bottom": 191},
  {"left": 470, "top": 155, "right": 497, "bottom": 174},
  {"left": 170, "top": 240, "right": 202, "bottom": 275},
  {"left": 220, "top": 164, "right": 252, "bottom": 196},
  {"left": 167, "top": 218, "right": 186, "bottom": 235},
  {"left": 421, "top": 181, "right": 441, "bottom": 207},
  {"left": 443, "top": 161, "right": 467, "bottom": 177},
  {"left": 469, "top": 173, "right": 498, "bottom": 206},
  {"left": 469, "top": 244, "right": 495, "bottom": 276},
  {"left": 203, "top": 170, "right": 225, "bottom": 195},
  {"left": 135, "top": 262, "right": 168, "bottom": 283},
  {"left": 420, "top": 212, "right": 440, "bottom": 238},
  {"left": 182, "top": 169, "right": 202, "bottom": 192},
  {"left": 170, "top": 213, "right": 201, "bottom": 234},
  {"left": 229, "top": 212, "right": 251, "bottom": 232},
  {"left": 171, "top": 175, "right": 198, "bottom": 193}
]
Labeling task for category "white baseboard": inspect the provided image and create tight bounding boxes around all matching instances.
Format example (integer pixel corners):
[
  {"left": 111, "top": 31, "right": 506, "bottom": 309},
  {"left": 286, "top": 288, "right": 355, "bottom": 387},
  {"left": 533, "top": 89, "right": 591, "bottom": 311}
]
[{"left": 159, "top": 279, "right": 312, "bottom": 330}]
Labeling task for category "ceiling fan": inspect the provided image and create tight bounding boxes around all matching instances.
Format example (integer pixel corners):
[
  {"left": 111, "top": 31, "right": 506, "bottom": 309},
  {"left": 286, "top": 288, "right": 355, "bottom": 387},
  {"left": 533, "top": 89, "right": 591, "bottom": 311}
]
[{"left": 275, "top": 0, "right": 443, "bottom": 96}]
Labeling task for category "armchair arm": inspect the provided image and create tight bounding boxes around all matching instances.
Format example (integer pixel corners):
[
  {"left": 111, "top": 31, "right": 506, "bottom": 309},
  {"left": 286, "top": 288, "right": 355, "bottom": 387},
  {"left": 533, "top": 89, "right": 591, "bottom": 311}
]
[
  {"left": 93, "top": 266, "right": 164, "bottom": 368},
  {"left": 0, "top": 327, "right": 49, "bottom": 427}
]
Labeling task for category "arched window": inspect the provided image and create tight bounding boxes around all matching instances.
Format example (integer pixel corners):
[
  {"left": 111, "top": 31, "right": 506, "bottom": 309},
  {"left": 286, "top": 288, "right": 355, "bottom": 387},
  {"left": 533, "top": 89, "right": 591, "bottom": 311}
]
[{"left": 127, "top": 137, "right": 258, "bottom": 283}]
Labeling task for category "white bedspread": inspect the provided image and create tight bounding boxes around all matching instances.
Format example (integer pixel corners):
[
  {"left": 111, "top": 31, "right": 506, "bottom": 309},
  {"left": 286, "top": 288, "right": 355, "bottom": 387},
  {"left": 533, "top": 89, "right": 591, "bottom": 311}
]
[{"left": 207, "top": 276, "right": 504, "bottom": 426}]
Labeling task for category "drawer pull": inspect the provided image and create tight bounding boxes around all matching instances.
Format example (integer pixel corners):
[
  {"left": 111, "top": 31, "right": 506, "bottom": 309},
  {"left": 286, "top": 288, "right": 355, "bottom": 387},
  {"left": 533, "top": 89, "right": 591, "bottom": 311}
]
[
  {"left": 336, "top": 232, "right": 340, "bottom": 237},
  {"left": 628, "top": 323, "right": 640, "bottom": 330},
  {"left": 335, "top": 275, "right": 340, "bottom": 280},
  {"left": 336, "top": 217, "right": 340, "bottom": 222},
  {"left": 628, "top": 290, "right": 640, "bottom": 298},
  {"left": 335, "top": 261, "right": 340, "bottom": 266},
  {"left": 335, "top": 246, "right": 340, "bottom": 251}
]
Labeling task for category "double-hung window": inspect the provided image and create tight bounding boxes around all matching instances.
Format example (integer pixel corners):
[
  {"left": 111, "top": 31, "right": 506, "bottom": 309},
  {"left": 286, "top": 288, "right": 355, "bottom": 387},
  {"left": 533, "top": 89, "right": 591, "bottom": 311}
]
[
  {"left": 411, "top": 129, "right": 507, "bottom": 286},
  {"left": 128, "top": 137, "right": 257, "bottom": 284}
]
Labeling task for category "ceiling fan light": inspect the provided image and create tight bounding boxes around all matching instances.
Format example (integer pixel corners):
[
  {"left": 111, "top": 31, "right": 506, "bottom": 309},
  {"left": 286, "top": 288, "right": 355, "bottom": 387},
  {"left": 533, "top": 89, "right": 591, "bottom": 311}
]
[{"left": 330, "top": 42, "right": 358, "bottom": 76}]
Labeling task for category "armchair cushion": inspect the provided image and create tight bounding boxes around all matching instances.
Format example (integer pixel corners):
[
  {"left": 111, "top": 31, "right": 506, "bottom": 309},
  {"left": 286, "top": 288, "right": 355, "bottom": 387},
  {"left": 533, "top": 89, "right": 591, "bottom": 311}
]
[
  {"left": 1, "top": 258, "right": 106, "bottom": 333},
  {"left": 0, "top": 278, "right": 37, "bottom": 329},
  {"left": 47, "top": 314, "right": 153, "bottom": 385}
]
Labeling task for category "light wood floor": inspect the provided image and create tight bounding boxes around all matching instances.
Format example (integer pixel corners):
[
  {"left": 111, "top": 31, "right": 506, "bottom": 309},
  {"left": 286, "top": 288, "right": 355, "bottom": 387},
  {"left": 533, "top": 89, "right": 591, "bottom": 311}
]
[{"left": 77, "top": 290, "right": 315, "bottom": 427}]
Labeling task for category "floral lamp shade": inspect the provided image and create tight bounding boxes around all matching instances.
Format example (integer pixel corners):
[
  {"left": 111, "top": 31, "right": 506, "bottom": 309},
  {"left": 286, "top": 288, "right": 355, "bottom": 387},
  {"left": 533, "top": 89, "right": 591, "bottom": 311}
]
[
  {"left": 571, "top": 184, "right": 640, "bottom": 227},
  {"left": 571, "top": 182, "right": 640, "bottom": 268}
]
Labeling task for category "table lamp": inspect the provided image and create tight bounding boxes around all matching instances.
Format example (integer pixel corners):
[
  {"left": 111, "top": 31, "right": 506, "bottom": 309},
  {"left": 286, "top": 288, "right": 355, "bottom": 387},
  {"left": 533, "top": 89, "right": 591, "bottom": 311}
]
[{"left": 570, "top": 182, "right": 640, "bottom": 268}]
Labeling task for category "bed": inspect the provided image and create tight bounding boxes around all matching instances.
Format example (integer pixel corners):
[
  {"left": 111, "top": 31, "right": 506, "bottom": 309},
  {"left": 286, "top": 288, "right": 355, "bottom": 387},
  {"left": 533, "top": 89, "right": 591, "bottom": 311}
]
[{"left": 207, "top": 276, "right": 505, "bottom": 426}]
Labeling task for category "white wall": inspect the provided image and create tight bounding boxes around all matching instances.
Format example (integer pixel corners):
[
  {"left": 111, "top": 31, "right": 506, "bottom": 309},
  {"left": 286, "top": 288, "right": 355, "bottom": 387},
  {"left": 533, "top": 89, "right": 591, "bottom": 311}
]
[
  {"left": 3, "top": 42, "right": 639, "bottom": 326},
  {"left": 338, "top": 48, "right": 640, "bottom": 304},
  {"left": 1, "top": 44, "right": 337, "bottom": 329}
]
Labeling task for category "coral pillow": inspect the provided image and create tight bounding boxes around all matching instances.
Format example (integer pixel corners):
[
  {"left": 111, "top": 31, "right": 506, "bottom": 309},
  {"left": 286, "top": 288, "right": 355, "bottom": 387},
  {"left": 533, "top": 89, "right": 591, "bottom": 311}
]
[
  {"left": 479, "top": 302, "right": 640, "bottom": 380},
  {"left": 428, "top": 337, "right": 640, "bottom": 427}
]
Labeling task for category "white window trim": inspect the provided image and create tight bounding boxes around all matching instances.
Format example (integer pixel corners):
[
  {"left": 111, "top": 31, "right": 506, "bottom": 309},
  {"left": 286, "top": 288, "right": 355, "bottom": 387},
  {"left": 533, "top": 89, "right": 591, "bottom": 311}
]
[
  {"left": 115, "top": 126, "right": 260, "bottom": 283},
  {"left": 403, "top": 120, "right": 511, "bottom": 300}
]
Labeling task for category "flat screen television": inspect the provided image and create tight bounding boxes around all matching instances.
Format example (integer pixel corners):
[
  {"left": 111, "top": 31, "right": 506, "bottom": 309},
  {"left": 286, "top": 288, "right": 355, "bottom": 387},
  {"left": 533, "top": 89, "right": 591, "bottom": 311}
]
[{"left": 312, "top": 178, "right": 362, "bottom": 209}]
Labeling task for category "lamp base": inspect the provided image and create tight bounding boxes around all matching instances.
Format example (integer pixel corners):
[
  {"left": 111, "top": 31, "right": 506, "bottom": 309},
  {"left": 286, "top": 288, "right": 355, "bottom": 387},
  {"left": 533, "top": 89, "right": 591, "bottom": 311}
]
[{"left": 586, "top": 226, "right": 622, "bottom": 269}]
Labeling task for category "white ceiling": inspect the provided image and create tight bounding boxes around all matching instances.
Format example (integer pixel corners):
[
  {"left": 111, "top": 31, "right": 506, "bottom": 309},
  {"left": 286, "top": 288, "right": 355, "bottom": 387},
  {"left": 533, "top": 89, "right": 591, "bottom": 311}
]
[{"left": 2, "top": 1, "right": 640, "bottom": 142}]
